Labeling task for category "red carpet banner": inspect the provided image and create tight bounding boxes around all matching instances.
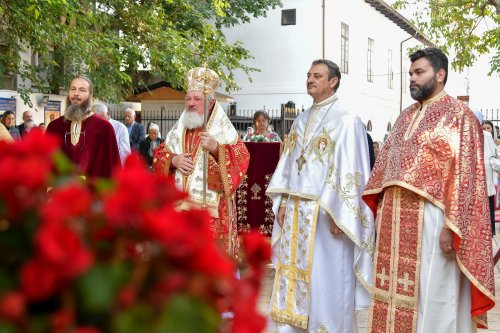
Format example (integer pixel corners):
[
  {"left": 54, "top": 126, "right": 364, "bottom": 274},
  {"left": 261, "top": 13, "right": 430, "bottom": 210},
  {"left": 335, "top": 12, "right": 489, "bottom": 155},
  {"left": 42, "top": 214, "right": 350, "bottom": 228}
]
[{"left": 237, "top": 142, "right": 281, "bottom": 236}]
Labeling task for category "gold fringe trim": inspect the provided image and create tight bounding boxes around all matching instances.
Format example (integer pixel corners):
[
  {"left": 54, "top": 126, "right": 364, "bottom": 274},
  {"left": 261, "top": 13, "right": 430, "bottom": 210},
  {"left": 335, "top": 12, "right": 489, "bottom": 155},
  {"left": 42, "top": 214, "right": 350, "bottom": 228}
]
[
  {"left": 218, "top": 143, "right": 231, "bottom": 197},
  {"left": 270, "top": 311, "right": 308, "bottom": 330}
]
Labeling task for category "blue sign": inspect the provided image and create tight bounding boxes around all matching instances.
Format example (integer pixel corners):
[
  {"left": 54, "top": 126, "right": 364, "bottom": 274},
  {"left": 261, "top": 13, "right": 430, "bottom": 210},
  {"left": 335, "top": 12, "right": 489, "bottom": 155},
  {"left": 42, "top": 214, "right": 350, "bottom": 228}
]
[
  {"left": 0, "top": 97, "right": 16, "bottom": 112},
  {"left": 45, "top": 100, "right": 61, "bottom": 112}
]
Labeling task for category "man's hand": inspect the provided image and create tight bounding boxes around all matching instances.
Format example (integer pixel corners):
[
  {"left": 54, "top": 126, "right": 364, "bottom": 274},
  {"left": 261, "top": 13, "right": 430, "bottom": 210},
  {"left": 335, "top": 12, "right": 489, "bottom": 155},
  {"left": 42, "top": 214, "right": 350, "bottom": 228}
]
[
  {"left": 439, "top": 227, "right": 454, "bottom": 254},
  {"left": 172, "top": 153, "right": 194, "bottom": 175},
  {"left": 325, "top": 212, "right": 343, "bottom": 235},
  {"left": 278, "top": 206, "right": 286, "bottom": 227},
  {"left": 200, "top": 132, "right": 218, "bottom": 153},
  {"left": 330, "top": 222, "right": 343, "bottom": 236}
]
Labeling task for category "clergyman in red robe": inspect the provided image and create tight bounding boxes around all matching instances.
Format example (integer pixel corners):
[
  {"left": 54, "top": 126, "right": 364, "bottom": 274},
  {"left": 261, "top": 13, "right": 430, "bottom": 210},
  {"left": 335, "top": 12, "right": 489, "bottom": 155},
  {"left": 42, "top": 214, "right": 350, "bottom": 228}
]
[
  {"left": 153, "top": 67, "right": 250, "bottom": 256},
  {"left": 46, "top": 76, "right": 120, "bottom": 178},
  {"left": 363, "top": 48, "right": 494, "bottom": 332}
]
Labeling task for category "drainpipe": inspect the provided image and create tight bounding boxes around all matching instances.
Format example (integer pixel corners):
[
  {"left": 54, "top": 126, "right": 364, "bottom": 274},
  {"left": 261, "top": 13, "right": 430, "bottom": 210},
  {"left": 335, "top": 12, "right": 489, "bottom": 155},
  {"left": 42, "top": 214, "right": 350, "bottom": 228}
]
[
  {"left": 400, "top": 36, "right": 413, "bottom": 112},
  {"left": 322, "top": 0, "right": 325, "bottom": 58}
]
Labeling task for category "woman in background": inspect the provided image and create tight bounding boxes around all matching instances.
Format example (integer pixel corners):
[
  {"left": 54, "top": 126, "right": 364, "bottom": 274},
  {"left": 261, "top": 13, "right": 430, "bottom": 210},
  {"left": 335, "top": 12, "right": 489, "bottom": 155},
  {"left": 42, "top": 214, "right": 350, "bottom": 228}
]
[
  {"left": 1, "top": 110, "right": 20, "bottom": 140},
  {"left": 482, "top": 120, "right": 499, "bottom": 235},
  {"left": 244, "top": 110, "right": 281, "bottom": 142},
  {"left": 139, "top": 123, "right": 164, "bottom": 168}
]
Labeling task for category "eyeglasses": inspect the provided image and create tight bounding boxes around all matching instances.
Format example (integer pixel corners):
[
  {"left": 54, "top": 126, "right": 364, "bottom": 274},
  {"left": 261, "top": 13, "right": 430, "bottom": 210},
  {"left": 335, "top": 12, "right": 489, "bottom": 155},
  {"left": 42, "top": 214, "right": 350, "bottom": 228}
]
[{"left": 64, "top": 130, "right": 86, "bottom": 151}]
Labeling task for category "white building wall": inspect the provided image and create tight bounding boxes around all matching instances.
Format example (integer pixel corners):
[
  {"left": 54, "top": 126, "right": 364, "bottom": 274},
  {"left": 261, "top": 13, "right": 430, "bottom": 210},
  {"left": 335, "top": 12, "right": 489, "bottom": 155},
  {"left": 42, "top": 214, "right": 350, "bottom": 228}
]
[
  {"left": 0, "top": 89, "right": 66, "bottom": 126},
  {"left": 223, "top": 0, "right": 469, "bottom": 142}
]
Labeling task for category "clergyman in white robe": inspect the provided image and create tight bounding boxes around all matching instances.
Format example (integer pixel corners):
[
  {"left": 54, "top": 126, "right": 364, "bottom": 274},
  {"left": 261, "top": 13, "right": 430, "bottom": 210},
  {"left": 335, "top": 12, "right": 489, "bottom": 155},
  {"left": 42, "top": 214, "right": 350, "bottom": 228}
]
[{"left": 266, "top": 93, "right": 374, "bottom": 333}]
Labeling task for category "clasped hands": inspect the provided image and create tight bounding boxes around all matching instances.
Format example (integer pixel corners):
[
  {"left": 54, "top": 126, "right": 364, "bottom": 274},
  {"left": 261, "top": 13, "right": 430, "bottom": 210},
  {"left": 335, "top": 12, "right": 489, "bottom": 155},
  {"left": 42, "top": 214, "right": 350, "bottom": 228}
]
[
  {"left": 277, "top": 206, "right": 343, "bottom": 236},
  {"left": 172, "top": 132, "right": 218, "bottom": 175}
]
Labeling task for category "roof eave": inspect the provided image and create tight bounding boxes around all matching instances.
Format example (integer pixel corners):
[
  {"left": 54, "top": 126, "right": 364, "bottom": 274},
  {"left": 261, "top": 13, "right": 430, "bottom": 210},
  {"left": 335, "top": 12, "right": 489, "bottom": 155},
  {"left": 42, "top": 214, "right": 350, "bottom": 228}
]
[{"left": 365, "top": 0, "right": 435, "bottom": 47}]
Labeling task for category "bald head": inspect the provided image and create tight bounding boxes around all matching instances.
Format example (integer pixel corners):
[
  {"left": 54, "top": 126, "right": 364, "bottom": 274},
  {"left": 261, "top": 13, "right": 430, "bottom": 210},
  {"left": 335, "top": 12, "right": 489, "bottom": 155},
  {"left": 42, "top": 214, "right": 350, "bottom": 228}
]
[
  {"left": 91, "top": 103, "right": 109, "bottom": 120},
  {"left": 124, "top": 108, "right": 136, "bottom": 126}
]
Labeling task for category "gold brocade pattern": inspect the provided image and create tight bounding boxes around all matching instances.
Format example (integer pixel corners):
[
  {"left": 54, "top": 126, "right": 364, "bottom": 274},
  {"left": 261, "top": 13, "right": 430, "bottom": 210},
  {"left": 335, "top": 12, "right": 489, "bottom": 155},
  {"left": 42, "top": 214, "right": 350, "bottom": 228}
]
[
  {"left": 153, "top": 103, "right": 249, "bottom": 256},
  {"left": 313, "top": 325, "right": 330, "bottom": 333},
  {"left": 236, "top": 175, "right": 250, "bottom": 233},
  {"left": 283, "top": 129, "right": 298, "bottom": 156},
  {"left": 236, "top": 173, "right": 275, "bottom": 236},
  {"left": 271, "top": 196, "right": 319, "bottom": 329},
  {"left": 368, "top": 187, "right": 423, "bottom": 333},
  {"left": 326, "top": 169, "right": 370, "bottom": 231},
  {"left": 364, "top": 93, "right": 495, "bottom": 329}
]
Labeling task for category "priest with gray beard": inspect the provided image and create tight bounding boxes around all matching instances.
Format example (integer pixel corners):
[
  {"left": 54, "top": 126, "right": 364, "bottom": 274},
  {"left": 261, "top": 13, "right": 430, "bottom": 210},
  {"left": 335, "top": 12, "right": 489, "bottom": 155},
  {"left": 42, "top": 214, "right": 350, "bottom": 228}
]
[
  {"left": 46, "top": 76, "right": 120, "bottom": 178},
  {"left": 152, "top": 66, "right": 250, "bottom": 256}
]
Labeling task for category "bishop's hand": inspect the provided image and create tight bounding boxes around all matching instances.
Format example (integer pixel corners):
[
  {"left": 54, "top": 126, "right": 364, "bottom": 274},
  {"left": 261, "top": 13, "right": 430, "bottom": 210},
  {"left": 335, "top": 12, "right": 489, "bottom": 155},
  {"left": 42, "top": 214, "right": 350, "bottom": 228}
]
[
  {"left": 200, "top": 132, "right": 219, "bottom": 153},
  {"left": 172, "top": 153, "right": 194, "bottom": 175}
]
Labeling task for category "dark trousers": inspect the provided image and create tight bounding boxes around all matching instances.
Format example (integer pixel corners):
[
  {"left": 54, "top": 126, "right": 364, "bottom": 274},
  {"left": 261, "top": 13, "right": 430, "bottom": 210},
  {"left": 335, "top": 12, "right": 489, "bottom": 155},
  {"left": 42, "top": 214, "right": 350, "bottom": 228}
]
[{"left": 489, "top": 195, "right": 496, "bottom": 235}]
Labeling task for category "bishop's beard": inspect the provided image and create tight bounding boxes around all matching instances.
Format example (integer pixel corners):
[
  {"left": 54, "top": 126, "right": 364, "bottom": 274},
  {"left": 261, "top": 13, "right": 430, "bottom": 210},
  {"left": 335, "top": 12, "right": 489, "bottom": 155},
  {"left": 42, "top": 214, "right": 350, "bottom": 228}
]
[
  {"left": 182, "top": 111, "right": 205, "bottom": 129},
  {"left": 64, "top": 98, "right": 91, "bottom": 122}
]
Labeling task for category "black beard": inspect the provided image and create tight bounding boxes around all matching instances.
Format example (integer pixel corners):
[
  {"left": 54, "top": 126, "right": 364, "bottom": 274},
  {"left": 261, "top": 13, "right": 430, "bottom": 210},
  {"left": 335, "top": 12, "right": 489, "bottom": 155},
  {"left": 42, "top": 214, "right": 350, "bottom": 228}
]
[
  {"left": 410, "top": 76, "right": 437, "bottom": 102},
  {"left": 64, "top": 99, "right": 91, "bottom": 121}
]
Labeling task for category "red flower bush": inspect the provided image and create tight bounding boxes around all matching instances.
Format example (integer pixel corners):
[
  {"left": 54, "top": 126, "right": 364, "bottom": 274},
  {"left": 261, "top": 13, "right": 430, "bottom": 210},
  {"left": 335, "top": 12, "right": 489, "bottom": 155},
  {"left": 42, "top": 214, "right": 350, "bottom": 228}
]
[{"left": 0, "top": 132, "right": 269, "bottom": 333}]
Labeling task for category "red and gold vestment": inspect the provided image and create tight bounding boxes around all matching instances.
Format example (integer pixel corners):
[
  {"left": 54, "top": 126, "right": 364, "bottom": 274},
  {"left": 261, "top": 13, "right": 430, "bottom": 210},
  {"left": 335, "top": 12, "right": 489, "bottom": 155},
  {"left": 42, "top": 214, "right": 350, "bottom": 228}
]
[
  {"left": 363, "top": 92, "right": 495, "bottom": 331},
  {"left": 153, "top": 103, "right": 250, "bottom": 256}
]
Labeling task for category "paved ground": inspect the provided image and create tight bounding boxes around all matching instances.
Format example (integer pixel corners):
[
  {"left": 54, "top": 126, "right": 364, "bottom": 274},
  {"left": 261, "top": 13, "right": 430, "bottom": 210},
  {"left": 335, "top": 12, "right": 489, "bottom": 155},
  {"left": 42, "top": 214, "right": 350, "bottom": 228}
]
[{"left": 258, "top": 233, "right": 500, "bottom": 332}]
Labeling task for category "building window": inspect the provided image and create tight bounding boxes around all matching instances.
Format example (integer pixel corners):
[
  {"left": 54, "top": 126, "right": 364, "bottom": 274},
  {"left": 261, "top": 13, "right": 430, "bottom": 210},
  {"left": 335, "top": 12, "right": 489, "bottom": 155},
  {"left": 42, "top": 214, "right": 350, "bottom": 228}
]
[
  {"left": 367, "top": 38, "right": 374, "bottom": 82},
  {"left": 0, "top": 45, "right": 15, "bottom": 90},
  {"left": 281, "top": 9, "right": 296, "bottom": 26},
  {"left": 31, "top": 50, "right": 55, "bottom": 88},
  {"left": 388, "top": 49, "right": 393, "bottom": 89},
  {"left": 341, "top": 22, "right": 349, "bottom": 74}
]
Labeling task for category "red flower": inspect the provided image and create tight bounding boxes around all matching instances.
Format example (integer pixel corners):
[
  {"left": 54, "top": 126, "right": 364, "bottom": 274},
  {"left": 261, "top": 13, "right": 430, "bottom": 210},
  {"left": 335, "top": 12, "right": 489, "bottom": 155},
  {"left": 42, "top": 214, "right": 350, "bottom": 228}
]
[
  {"left": 117, "top": 285, "right": 137, "bottom": 309},
  {"left": 242, "top": 232, "right": 271, "bottom": 275},
  {"left": 41, "top": 184, "right": 92, "bottom": 223},
  {"left": 21, "top": 259, "right": 59, "bottom": 302},
  {"left": 0, "top": 290, "right": 26, "bottom": 322},
  {"left": 231, "top": 280, "right": 267, "bottom": 333},
  {"left": 51, "top": 310, "right": 74, "bottom": 333},
  {"left": 103, "top": 153, "right": 186, "bottom": 229},
  {"left": 0, "top": 131, "right": 60, "bottom": 219},
  {"left": 35, "top": 221, "right": 93, "bottom": 279}
]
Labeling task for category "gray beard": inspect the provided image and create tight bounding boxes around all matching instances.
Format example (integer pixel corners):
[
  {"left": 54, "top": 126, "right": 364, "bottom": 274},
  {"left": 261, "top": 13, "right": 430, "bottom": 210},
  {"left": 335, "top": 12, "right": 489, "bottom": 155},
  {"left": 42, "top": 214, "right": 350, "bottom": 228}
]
[
  {"left": 182, "top": 111, "right": 205, "bottom": 129},
  {"left": 64, "top": 101, "right": 90, "bottom": 122}
]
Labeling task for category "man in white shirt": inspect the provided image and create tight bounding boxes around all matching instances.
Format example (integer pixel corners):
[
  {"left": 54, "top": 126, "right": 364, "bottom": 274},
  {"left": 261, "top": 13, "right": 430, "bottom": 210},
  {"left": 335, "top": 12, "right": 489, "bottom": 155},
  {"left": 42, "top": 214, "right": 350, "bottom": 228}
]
[{"left": 91, "top": 103, "right": 131, "bottom": 167}]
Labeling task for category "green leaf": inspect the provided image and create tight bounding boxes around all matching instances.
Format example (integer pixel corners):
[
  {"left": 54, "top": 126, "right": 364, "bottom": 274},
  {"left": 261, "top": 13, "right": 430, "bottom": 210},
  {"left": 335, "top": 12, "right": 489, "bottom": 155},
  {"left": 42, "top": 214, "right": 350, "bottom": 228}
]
[
  {"left": 0, "top": 323, "right": 19, "bottom": 333},
  {"left": 111, "top": 304, "right": 155, "bottom": 333},
  {"left": 0, "top": 0, "right": 282, "bottom": 103},
  {"left": 76, "top": 262, "right": 131, "bottom": 316},
  {"left": 154, "top": 294, "right": 220, "bottom": 333},
  {"left": 52, "top": 151, "right": 75, "bottom": 174}
]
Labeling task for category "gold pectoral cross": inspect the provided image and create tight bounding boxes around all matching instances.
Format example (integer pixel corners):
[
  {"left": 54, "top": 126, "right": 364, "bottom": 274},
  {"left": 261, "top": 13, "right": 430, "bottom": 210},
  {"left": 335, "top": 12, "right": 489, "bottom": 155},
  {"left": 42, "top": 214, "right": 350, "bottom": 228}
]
[{"left": 296, "top": 151, "right": 307, "bottom": 175}]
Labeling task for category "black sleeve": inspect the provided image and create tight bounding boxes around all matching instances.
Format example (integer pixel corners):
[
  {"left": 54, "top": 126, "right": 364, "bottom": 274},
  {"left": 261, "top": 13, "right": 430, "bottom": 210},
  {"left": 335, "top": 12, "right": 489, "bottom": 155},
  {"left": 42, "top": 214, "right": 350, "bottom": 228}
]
[{"left": 367, "top": 133, "right": 375, "bottom": 170}]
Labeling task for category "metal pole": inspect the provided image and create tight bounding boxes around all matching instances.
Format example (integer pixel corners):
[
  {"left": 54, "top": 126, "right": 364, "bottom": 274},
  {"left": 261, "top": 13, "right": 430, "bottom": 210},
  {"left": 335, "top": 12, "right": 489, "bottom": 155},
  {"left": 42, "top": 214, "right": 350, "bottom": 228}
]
[
  {"left": 202, "top": 66, "right": 209, "bottom": 208},
  {"left": 400, "top": 36, "right": 413, "bottom": 113}
]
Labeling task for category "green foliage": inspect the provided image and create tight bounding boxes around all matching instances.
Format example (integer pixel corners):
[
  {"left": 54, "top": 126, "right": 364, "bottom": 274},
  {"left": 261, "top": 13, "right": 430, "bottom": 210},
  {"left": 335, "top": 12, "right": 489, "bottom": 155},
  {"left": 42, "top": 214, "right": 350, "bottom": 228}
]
[
  {"left": 76, "top": 262, "right": 131, "bottom": 316},
  {"left": 0, "top": 0, "right": 282, "bottom": 103},
  {"left": 393, "top": 0, "right": 500, "bottom": 74},
  {"left": 154, "top": 294, "right": 220, "bottom": 333}
]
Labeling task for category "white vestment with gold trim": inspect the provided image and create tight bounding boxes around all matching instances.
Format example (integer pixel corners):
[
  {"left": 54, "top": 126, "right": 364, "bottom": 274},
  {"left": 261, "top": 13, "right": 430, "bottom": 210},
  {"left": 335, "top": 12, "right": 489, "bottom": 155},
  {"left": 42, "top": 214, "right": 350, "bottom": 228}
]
[
  {"left": 164, "top": 102, "right": 239, "bottom": 217},
  {"left": 266, "top": 95, "right": 374, "bottom": 332}
]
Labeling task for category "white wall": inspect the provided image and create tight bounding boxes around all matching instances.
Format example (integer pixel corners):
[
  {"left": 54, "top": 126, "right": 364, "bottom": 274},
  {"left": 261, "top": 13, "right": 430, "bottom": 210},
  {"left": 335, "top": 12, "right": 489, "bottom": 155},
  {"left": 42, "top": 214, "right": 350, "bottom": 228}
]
[
  {"left": 0, "top": 89, "right": 66, "bottom": 126},
  {"left": 222, "top": 0, "right": 473, "bottom": 142}
]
